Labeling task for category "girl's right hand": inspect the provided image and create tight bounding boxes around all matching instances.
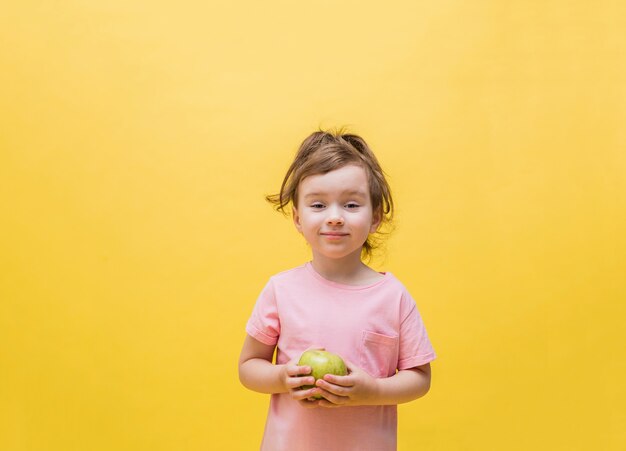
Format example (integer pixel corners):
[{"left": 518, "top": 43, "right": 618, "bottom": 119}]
[{"left": 280, "top": 362, "right": 321, "bottom": 408}]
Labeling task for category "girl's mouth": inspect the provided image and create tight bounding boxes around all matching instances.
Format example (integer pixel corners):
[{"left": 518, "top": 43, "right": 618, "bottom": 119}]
[{"left": 321, "top": 232, "right": 348, "bottom": 239}]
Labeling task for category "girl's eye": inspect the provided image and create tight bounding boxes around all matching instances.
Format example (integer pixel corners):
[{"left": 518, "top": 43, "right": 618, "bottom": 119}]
[
  {"left": 345, "top": 203, "right": 360, "bottom": 209},
  {"left": 310, "top": 203, "right": 325, "bottom": 209}
]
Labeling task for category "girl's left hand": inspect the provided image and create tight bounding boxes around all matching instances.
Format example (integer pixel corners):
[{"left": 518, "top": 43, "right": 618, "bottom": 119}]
[{"left": 314, "top": 360, "right": 379, "bottom": 407}]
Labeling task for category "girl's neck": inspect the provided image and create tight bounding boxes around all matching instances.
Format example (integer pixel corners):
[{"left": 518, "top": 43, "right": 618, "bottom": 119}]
[{"left": 310, "top": 251, "right": 383, "bottom": 286}]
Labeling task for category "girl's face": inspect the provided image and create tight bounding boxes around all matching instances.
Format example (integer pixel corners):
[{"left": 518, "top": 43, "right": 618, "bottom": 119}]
[{"left": 292, "top": 164, "right": 381, "bottom": 262}]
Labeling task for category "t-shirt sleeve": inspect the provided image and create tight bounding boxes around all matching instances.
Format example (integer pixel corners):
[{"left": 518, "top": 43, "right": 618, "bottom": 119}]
[
  {"left": 245, "top": 279, "right": 280, "bottom": 346},
  {"left": 397, "top": 290, "right": 436, "bottom": 370}
]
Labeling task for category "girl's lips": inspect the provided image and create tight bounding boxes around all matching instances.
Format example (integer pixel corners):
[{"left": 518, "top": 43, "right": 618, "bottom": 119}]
[{"left": 320, "top": 232, "right": 349, "bottom": 239}]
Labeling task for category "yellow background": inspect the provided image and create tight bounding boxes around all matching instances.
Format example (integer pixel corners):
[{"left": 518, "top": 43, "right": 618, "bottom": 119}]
[{"left": 1, "top": 1, "right": 624, "bottom": 450}]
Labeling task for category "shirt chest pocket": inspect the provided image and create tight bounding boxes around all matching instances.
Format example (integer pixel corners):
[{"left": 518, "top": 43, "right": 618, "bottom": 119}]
[{"left": 359, "top": 331, "right": 399, "bottom": 378}]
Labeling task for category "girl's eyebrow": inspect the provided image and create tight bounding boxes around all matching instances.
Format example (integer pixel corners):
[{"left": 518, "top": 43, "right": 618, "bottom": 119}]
[
  {"left": 342, "top": 190, "right": 368, "bottom": 198},
  {"left": 302, "top": 192, "right": 324, "bottom": 200},
  {"left": 303, "top": 190, "right": 367, "bottom": 199}
]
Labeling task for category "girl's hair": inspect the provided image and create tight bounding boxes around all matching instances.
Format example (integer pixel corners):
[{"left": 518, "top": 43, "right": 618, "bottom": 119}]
[{"left": 266, "top": 129, "right": 394, "bottom": 258}]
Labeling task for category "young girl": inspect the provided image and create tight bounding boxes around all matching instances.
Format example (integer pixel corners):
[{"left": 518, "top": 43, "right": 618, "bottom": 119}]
[{"left": 238, "top": 130, "right": 436, "bottom": 451}]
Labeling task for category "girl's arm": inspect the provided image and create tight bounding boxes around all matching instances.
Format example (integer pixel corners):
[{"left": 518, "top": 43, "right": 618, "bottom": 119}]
[
  {"left": 314, "top": 361, "right": 431, "bottom": 407},
  {"left": 238, "top": 334, "right": 318, "bottom": 400}
]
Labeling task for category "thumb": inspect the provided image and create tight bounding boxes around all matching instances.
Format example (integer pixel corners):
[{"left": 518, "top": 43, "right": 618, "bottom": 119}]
[
  {"left": 342, "top": 359, "right": 360, "bottom": 374},
  {"left": 304, "top": 345, "right": 326, "bottom": 352}
]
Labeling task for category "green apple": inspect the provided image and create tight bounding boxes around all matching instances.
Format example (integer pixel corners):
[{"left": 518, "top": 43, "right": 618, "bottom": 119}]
[{"left": 297, "top": 350, "right": 348, "bottom": 399}]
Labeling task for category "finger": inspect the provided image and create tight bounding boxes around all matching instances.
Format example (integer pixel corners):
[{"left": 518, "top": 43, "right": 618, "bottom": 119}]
[
  {"left": 321, "top": 373, "right": 354, "bottom": 387},
  {"left": 285, "top": 365, "right": 311, "bottom": 377},
  {"left": 304, "top": 345, "right": 326, "bottom": 351},
  {"left": 317, "top": 398, "right": 341, "bottom": 408},
  {"left": 297, "top": 398, "right": 320, "bottom": 409},
  {"left": 316, "top": 388, "right": 349, "bottom": 407},
  {"left": 285, "top": 376, "right": 315, "bottom": 389},
  {"left": 318, "top": 399, "right": 341, "bottom": 408},
  {"left": 316, "top": 378, "right": 350, "bottom": 396},
  {"left": 290, "top": 386, "right": 321, "bottom": 401},
  {"left": 343, "top": 359, "right": 359, "bottom": 373}
]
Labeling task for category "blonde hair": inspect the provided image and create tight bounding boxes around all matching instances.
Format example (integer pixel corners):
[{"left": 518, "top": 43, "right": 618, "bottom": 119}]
[{"left": 266, "top": 129, "right": 394, "bottom": 258}]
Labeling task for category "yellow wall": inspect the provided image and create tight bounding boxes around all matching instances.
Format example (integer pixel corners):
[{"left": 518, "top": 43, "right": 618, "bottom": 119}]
[{"left": 1, "top": 1, "right": 624, "bottom": 450}]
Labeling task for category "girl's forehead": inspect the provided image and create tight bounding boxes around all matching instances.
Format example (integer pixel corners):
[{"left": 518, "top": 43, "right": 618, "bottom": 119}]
[
  {"left": 297, "top": 165, "right": 370, "bottom": 200},
  {"left": 299, "top": 164, "right": 369, "bottom": 194}
]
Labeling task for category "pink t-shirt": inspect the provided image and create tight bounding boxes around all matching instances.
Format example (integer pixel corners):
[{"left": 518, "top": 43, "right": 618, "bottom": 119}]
[{"left": 246, "top": 262, "right": 436, "bottom": 451}]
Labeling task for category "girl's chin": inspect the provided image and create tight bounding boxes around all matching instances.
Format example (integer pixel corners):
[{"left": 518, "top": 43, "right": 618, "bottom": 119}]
[{"left": 312, "top": 248, "right": 364, "bottom": 260}]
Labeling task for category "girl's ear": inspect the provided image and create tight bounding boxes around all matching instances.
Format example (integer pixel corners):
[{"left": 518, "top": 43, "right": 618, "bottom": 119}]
[
  {"left": 370, "top": 210, "right": 382, "bottom": 234},
  {"left": 292, "top": 207, "right": 303, "bottom": 233}
]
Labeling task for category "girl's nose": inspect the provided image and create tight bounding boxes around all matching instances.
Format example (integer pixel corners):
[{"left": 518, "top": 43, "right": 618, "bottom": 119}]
[{"left": 326, "top": 210, "right": 345, "bottom": 225}]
